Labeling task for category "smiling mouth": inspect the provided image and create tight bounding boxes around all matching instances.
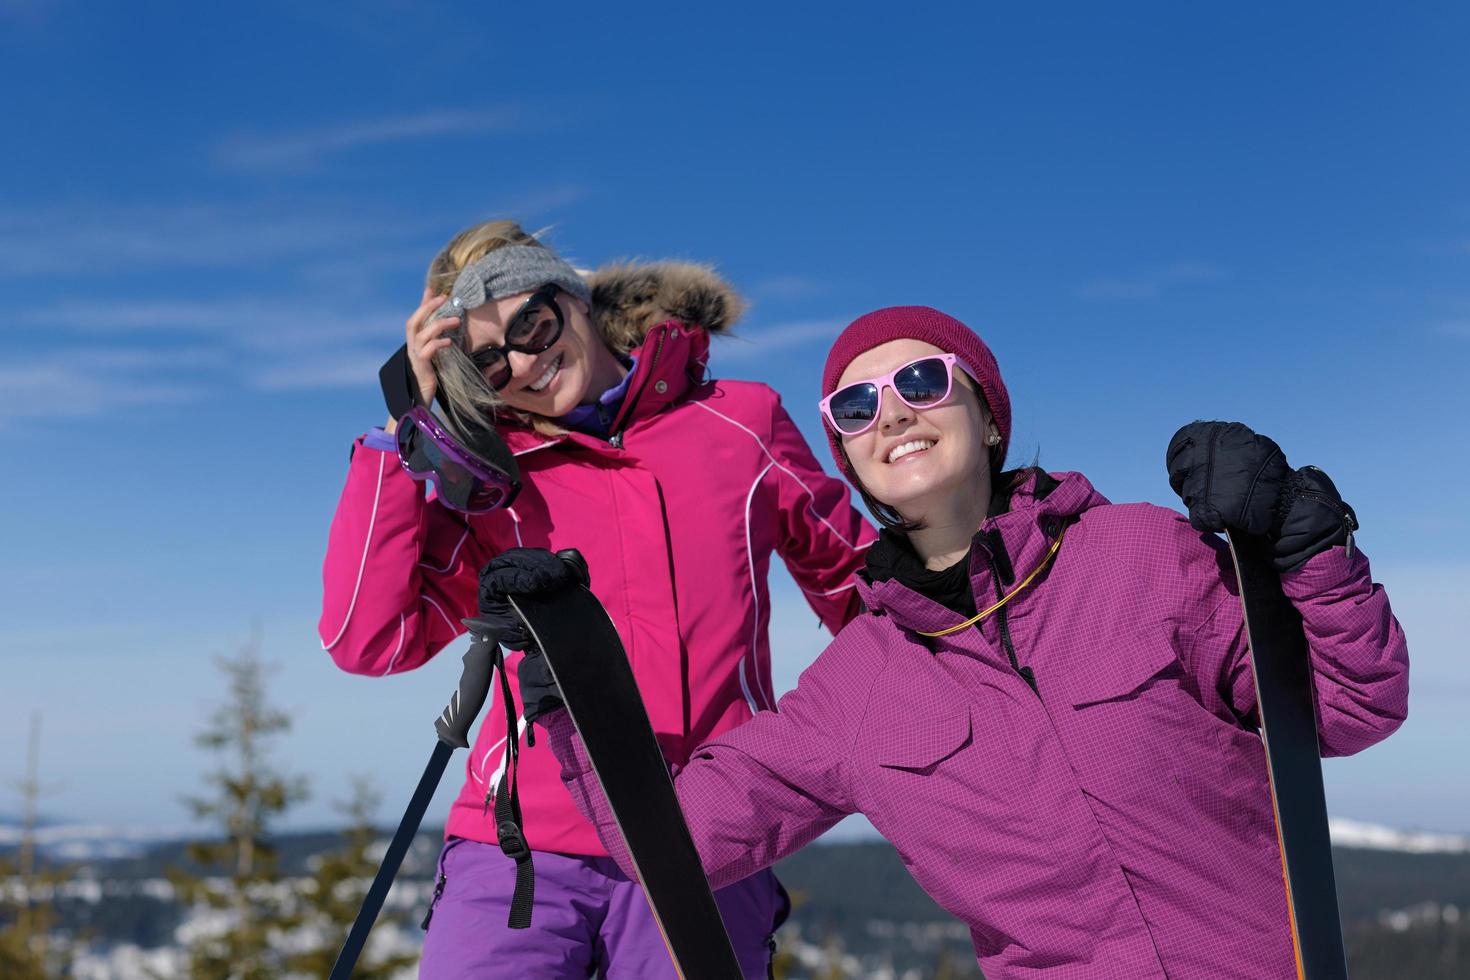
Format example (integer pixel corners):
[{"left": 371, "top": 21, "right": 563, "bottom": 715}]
[
  {"left": 526, "top": 353, "right": 564, "bottom": 393},
  {"left": 887, "top": 438, "right": 936, "bottom": 464}
]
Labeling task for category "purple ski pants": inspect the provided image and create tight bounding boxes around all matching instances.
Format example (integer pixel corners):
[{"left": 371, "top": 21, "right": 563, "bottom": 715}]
[{"left": 418, "top": 838, "right": 788, "bottom": 978}]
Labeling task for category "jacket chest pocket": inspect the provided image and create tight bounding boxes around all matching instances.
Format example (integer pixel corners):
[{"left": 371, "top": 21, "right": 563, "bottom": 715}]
[
  {"left": 1051, "top": 626, "right": 1247, "bottom": 812},
  {"left": 855, "top": 697, "right": 981, "bottom": 857},
  {"left": 873, "top": 704, "right": 974, "bottom": 774}
]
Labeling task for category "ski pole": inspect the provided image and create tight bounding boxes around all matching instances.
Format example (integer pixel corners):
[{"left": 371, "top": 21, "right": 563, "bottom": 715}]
[{"left": 329, "top": 635, "right": 499, "bottom": 980}]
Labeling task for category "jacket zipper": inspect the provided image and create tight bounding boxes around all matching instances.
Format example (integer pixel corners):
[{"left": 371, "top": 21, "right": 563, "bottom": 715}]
[
  {"left": 609, "top": 329, "right": 669, "bottom": 450},
  {"left": 420, "top": 869, "right": 447, "bottom": 930},
  {"left": 983, "top": 537, "right": 1039, "bottom": 698}
]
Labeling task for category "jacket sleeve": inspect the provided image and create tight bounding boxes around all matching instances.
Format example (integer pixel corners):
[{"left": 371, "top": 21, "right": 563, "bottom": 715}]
[
  {"left": 544, "top": 650, "right": 858, "bottom": 889},
  {"left": 767, "top": 395, "right": 877, "bottom": 632},
  {"left": 1183, "top": 536, "right": 1409, "bottom": 758},
  {"left": 318, "top": 439, "right": 504, "bottom": 676}
]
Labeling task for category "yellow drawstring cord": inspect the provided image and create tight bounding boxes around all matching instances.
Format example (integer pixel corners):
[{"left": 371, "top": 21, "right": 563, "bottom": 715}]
[{"left": 915, "top": 525, "right": 1067, "bottom": 638}]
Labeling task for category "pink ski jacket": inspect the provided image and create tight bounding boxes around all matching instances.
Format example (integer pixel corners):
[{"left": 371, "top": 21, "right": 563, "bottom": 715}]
[
  {"left": 319, "top": 263, "right": 875, "bottom": 855},
  {"left": 549, "top": 469, "right": 1409, "bottom": 978}
]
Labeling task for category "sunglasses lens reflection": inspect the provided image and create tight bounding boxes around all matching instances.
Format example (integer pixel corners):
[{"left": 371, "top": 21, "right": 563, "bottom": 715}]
[
  {"left": 509, "top": 299, "right": 561, "bottom": 351},
  {"left": 478, "top": 351, "right": 512, "bottom": 389},
  {"left": 829, "top": 383, "right": 880, "bottom": 433},
  {"left": 895, "top": 358, "right": 950, "bottom": 405}
]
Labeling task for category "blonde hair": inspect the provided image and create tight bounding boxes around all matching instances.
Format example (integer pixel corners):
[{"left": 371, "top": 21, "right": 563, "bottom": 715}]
[{"left": 425, "top": 220, "right": 569, "bottom": 440}]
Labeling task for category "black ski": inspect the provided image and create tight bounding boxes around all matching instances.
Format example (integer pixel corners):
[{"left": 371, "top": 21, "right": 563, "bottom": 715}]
[
  {"left": 507, "top": 582, "right": 744, "bottom": 980},
  {"left": 1225, "top": 530, "right": 1349, "bottom": 980}
]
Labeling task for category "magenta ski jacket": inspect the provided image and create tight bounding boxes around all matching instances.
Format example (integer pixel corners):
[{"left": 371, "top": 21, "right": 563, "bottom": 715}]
[
  {"left": 548, "top": 469, "right": 1409, "bottom": 978},
  {"left": 318, "top": 263, "right": 875, "bottom": 855}
]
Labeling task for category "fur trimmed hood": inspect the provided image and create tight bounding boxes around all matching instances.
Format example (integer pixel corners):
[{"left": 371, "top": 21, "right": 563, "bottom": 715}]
[{"left": 588, "top": 261, "right": 745, "bottom": 354}]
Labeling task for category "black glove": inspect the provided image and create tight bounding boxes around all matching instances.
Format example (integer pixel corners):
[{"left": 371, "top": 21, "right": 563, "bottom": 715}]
[
  {"left": 1166, "top": 421, "right": 1358, "bottom": 573},
  {"left": 471, "top": 548, "right": 589, "bottom": 725}
]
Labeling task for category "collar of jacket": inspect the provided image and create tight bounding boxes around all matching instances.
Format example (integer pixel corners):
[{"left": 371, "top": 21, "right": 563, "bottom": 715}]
[
  {"left": 855, "top": 469, "right": 1110, "bottom": 633},
  {"left": 493, "top": 321, "right": 711, "bottom": 456}
]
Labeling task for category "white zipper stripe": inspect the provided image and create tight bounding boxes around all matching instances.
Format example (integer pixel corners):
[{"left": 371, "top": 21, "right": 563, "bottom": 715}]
[
  {"left": 691, "top": 401, "right": 861, "bottom": 550},
  {"left": 473, "top": 680, "right": 501, "bottom": 783},
  {"left": 422, "top": 593, "right": 459, "bottom": 634},
  {"left": 380, "top": 614, "right": 407, "bottom": 675},
  {"left": 480, "top": 716, "right": 530, "bottom": 795},
  {"left": 417, "top": 528, "right": 470, "bottom": 573},
  {"left": 743, "top": 462, "right": 776, "bottom": 711},
  {"left": 737, "top": 658, "right": 760, "bottom": 717},
  {"left": 322, "top": 453, "right": 386, "bottom": 651},
  {"left": 799, "top": 580, "right": 860, "bottom": 597}
]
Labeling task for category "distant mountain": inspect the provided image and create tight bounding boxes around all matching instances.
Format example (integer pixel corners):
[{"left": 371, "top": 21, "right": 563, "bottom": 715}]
[
  {"left": 0, "top": 822, "right": 199, "bottom": 861},
  {"left": 4, "top": 818, "right": 1467, "bottom": 980},
  {"left": 5, "top": 814, "right": 1466, "bottom": 860},
  {"left": 1329, "top": 817, "right": 1470, "bottom": 854}
]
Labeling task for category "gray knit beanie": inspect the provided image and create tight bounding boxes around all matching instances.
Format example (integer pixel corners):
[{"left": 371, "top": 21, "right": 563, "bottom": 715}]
[{"left": 431, "top": 245, "right": 590, "bottom": 323}]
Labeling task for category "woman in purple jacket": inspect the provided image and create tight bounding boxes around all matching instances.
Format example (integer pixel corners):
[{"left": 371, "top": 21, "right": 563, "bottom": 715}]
[{"left": 489, "top": 305, "right": 1409, "bottom": 978}]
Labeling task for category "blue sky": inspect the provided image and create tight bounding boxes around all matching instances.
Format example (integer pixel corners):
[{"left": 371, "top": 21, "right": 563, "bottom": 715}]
[{"left": 1, "top": 3, "right": 1467, "bottom": 835}]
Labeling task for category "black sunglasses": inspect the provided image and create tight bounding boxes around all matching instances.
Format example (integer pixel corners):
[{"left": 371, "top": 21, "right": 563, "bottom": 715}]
[{"left": 465, "top": 285, "right": 566, "bottom": 391}]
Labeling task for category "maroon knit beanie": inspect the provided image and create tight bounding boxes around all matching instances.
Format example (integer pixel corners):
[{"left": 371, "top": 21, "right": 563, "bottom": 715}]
[{"left": 820, "top": 306, "right": 1011, "bottom": 480}]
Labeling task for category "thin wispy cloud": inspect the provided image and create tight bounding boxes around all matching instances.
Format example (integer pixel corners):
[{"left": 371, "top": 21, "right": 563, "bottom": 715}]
[
  {"left": 0, "top": 349, "right": 214, "bottom": 425},
  {"left": 0, "top": 202, "right": 413, "bottom": 278},
  {"left": 716, "top": 319, "right": 846, "bottom": 361},
  {"left": 12, "top": 298, "right": 404, "bottom": 408},
  {"left": 0, "top": 190, "right": 588, "bottom": 280},
  {"left": 1079, "top": 262, "right": 1226, "bottom": 302},
  {"left": 214, "top": 108, "right": 520, "bottom": 173},
  {"left": 1436, "top": 320, "right": 1470, "bottom": 339},
  {"left": 24, "top": 298, "right": 401, "bottom": 348},
  {"left": 250, "top": 351, "right": 389, "bottom": 391}
]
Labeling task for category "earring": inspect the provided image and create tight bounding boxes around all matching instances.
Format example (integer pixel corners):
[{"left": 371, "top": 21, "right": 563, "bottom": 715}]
[{"left": 986, "top": 434, "right": 1001, "bottom": 446}]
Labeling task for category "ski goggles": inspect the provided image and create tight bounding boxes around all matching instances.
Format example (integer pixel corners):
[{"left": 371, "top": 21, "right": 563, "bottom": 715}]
[
  {"left": 394, "top": 406, "right": 517, "bottom": 513},
  {"left": 461, "top": 286, "right": 566, "bottom": 391},
  {"left": 379, "top": 346, "right": 521, "bottom": 513},
  {"left": 819, "top": 353, "right": 975, "bottom": 436}
]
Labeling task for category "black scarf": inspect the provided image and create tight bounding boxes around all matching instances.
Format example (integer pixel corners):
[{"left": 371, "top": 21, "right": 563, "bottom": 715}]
[
  {"left": 861, "top": 469, "right": 1059, "bottom": 618},
  {"left": 864, "top": 531, "right": 977, "bottom": 617}
]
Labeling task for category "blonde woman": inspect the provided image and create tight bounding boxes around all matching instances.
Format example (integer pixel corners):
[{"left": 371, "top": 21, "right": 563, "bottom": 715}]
[{"left": 319, "top": 222, "right": 875, "bottom": 977}]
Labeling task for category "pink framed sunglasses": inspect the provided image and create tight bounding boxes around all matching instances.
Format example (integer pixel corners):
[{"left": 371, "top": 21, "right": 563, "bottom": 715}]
[{"left": 819, "top": 353, "right": 975, "bottom": 436}]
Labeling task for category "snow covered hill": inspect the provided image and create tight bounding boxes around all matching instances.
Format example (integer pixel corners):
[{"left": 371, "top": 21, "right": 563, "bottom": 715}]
[
  {"left": 0, "top": 822, "right": 197, "bottom": 861},
  {"left": 1328, "top": 818, "right": 1470, "bottom": 854},
  {"left": 7, "top": 814, "right": 1467, "bottom": 859}
]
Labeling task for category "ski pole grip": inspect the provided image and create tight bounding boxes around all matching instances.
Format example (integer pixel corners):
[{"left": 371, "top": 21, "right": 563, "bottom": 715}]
[
  {"left": 435, "top": 634, "right": 498, "bottom": 749},
  {"left": 556, "top": 548, "right": 591, "bottom": 589}
]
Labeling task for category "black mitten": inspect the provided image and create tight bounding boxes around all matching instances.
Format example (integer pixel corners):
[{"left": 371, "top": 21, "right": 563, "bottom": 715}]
[
  {"left": 1167, "top": 421, "right": 1358, "bottom": 572},
  {"left": 475, "top": 548, "right": 589, "bottom": 724},
  {"left": 1274, "top": 466, "right": 1358, "bottom": 572},
  {"left": 479, "top": 547, "right": 580, "bottom": 617},
  {"left": 1166, "top": 421, "right": 1290, "bottom": 536}
]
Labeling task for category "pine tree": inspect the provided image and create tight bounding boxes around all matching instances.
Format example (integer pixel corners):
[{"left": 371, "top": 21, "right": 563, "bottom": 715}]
[
  {"left": 285, "top": 776, "right": 418, "bottom": 978},
  {"left": 0, "top": 712, "right": 70, "bottom": 979},
  {"left": 0, "top": 853, "right": 51, "bottom": 980},
  {"left": 169, "top": 630, "right": 308, "bottom": 980}
]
